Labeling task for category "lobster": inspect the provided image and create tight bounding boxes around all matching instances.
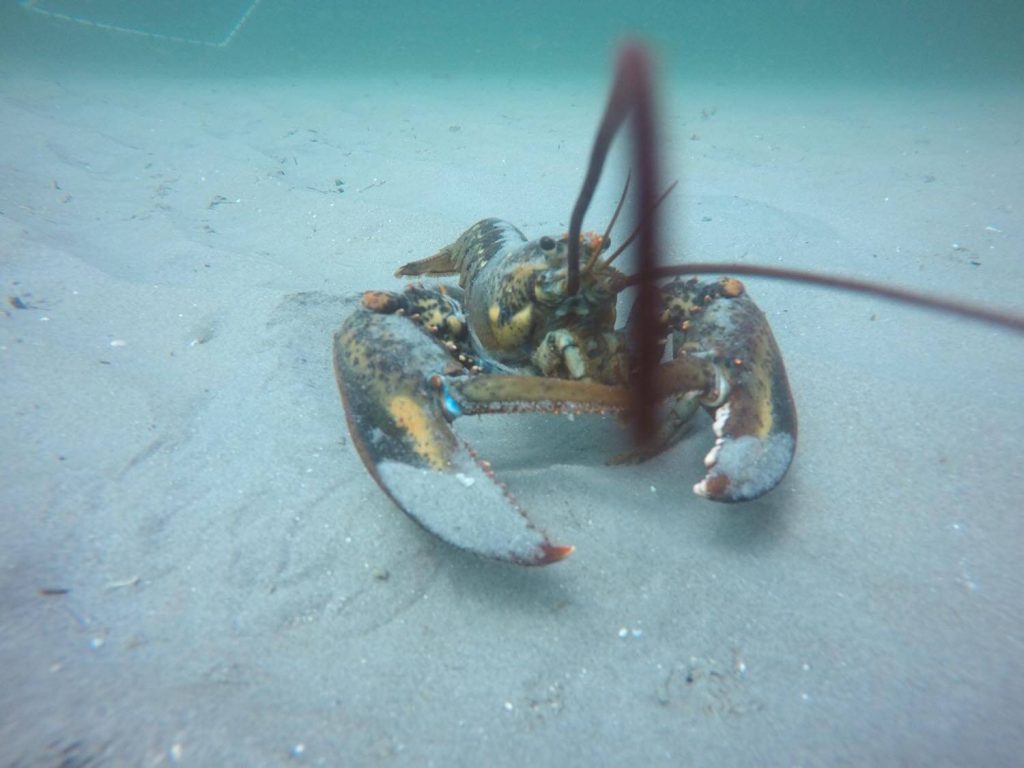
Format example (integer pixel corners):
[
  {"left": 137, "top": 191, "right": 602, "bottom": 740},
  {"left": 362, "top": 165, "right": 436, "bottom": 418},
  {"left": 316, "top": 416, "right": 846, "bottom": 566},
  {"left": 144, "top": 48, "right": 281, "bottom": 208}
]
[{"left": 333, "top": 43, "right": 1024, "bottom": 566}]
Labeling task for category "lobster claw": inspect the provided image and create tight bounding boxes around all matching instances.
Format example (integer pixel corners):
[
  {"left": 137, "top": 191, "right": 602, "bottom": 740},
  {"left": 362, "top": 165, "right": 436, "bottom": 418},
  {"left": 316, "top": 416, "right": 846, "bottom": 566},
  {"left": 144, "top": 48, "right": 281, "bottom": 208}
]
[
  {"left": 333, "top": 304, "right": 573, "bottom": 565},
  {"left": 685, "top": 280, "right": 798, "bottom": 502}
]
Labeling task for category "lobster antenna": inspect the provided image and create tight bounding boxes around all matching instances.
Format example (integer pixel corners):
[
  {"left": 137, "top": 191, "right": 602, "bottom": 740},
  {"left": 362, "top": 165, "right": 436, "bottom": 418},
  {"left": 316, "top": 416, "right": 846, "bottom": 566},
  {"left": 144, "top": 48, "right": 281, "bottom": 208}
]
[
  {"left": 571, "top": 41, "right": 1024, "bottom": 446},
  {"left": 566, "top": 49, "right": 647, "bottom": 297},
  {"left": 566, "top": 42, "right": 662, "bottom": 443},
  {"left": 620, "top": 263, "right": 1024, "bottom": 333}
]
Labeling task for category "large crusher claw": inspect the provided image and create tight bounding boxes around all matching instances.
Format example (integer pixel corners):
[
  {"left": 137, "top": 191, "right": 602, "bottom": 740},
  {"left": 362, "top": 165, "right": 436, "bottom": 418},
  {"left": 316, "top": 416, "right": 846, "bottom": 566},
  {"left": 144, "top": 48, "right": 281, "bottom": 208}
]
[
  {"left": 333, "top": 307, "right": 573, "bottom": 565},
  {"left": 682, "top": 280, "right": 798, "bottom": 502}
]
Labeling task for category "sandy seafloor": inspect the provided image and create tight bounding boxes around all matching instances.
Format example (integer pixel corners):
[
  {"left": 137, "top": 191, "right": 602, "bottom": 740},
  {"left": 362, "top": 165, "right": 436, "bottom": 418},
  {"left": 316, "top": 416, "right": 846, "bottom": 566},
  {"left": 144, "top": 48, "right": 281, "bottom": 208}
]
[{"left": 1, "top": 69, "right": 1023, "bottom": 767}]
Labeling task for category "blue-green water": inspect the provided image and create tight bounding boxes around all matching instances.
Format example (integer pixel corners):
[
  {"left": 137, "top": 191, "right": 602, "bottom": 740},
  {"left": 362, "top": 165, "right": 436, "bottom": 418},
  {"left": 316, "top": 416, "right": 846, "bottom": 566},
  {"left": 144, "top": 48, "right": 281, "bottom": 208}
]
[{"left": 2, "top": 0, "right": 1022, "bottom": 85}]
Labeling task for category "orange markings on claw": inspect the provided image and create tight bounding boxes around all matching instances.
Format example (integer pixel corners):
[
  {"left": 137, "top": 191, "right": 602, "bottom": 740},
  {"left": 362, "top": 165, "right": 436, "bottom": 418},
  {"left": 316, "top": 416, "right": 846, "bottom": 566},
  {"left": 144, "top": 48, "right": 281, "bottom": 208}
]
[
  {"left": 539, "top": 544, "right": 575, "bottom": 564},
  {"left": 361, "top": 291, "right": 399, "bottom": 311},
  {"left": 720, "top": 277, "right": 745, "bottom": 297},
  {"left": 387, "top": 395, "right": 448, "bottom": 470}
]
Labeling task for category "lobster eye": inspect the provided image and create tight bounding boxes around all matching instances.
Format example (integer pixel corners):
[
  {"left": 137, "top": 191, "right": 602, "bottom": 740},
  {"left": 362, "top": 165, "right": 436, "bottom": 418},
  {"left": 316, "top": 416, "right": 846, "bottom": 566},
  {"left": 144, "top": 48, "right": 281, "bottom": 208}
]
[{"left": 539, "top": 236, "right": 556, "bottom": 252}]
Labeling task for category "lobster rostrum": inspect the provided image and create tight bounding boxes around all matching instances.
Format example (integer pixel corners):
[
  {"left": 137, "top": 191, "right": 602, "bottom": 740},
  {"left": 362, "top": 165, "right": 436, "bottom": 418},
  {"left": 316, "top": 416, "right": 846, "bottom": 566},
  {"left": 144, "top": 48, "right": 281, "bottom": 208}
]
[{"left": 333, "top": 44, "right": 1024, "bottom": 566}]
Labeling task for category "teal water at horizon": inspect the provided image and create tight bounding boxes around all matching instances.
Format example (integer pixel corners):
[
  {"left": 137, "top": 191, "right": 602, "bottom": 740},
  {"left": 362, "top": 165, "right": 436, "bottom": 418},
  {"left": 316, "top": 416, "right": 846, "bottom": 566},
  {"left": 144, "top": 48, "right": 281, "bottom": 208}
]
[{"left": 2, "top": 1, "right": 1022, "bottom": 86}]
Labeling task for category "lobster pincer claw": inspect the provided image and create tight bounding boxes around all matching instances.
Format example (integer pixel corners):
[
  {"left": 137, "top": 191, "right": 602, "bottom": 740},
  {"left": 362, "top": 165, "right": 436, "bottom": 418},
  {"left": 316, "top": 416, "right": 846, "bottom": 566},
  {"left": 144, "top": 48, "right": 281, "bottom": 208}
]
[
  {"left": 333, "top": 305, "right": 573, "bottom": 565},
  {"left": 666, "top": 278, "right": 798, "bottom": 502}
]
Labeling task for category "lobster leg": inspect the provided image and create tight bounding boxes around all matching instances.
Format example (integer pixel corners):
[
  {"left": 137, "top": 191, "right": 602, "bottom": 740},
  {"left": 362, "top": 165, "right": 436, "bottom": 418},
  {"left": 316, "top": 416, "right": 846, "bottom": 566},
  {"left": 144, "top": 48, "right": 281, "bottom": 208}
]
[
  {"left": 333, "top": 302, "right": 572, "bottom": 565},
  {"left": 444, "top": 373, "right": 631, "bottom": 415}
]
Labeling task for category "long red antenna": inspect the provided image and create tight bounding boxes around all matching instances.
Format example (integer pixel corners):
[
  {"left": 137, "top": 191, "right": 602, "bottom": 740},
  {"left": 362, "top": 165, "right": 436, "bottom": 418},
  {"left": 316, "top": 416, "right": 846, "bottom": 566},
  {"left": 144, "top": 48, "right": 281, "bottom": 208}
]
[
  {"left": 568, "top": 42, "right": 1024, "bottom": 446},
  {"left": 566, "top": 42, "right": 662, "bottom": 443}
]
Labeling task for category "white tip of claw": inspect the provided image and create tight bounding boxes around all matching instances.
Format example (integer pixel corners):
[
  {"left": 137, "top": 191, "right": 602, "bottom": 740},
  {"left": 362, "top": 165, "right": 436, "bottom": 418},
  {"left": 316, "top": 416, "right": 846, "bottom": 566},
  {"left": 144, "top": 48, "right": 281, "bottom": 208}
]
[
  {"left": 694, "top": 431, "right": 795, "bottom": 501},
  {"left": 377, "top": 450, "right": 555, "bottom": 564},
  {"left": 703, "top": 441, "right": 721, "bottom": 469}
]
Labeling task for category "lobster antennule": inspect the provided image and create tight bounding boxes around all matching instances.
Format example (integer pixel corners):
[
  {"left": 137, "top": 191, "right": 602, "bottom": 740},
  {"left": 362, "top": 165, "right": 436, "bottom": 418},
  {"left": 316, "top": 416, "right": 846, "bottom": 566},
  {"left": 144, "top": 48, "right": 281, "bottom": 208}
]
[
  {"left": 601, "top": 179, "right": 678, "bottom": 269},
  {"left": 583, "top": 170, "right": 631, "bottom": 276}
]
